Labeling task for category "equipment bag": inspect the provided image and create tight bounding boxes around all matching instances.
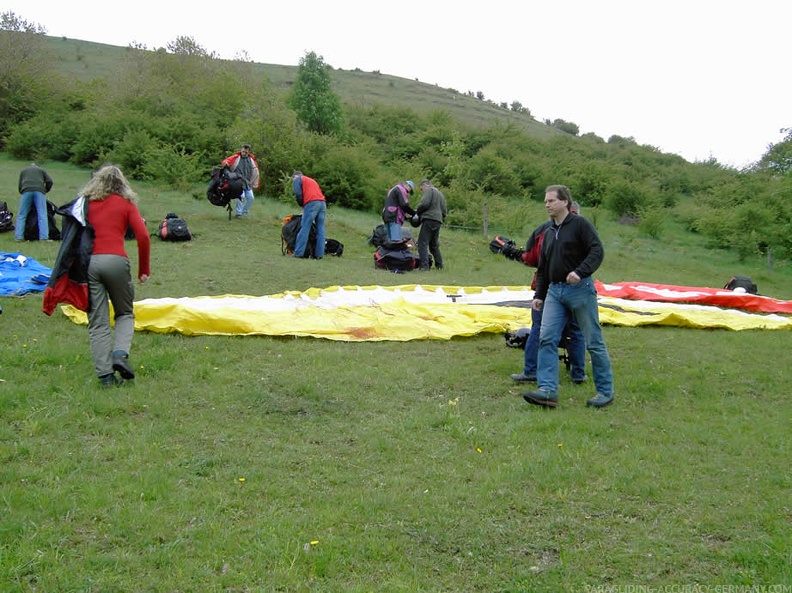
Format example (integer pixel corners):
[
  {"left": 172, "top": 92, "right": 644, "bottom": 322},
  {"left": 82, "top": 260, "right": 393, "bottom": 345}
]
[
  {"left": 0, "top": 201, "right": 14, "bottom": 233},
  {"left": 281, "top": 214, "right": 343, "bottom": 257},
  {"left": 724, "top": 276, "right": 758, "bottom": 294},
  {"left": 374, "top": 245, "right": 419, "bottom": 271},
  {"left": 23, "top": 199, "right": 62, "bottom": 240},
  {"left": 489, "top": 235, "right": 514, "bottom": 254},
  {"left": 207, "top": 166, "right": 244, "bottom": 208},
  {"left": 157, "top": 213, "right": 192, "bottom": 241}
]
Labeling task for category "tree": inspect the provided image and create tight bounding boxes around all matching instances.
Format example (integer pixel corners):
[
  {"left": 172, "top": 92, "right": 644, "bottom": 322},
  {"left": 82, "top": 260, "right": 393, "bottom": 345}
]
[
  {"left": 1, "top": 11, "right": 47, "bottom": 34},
  {"left": 166, "top": 35, "right": 216, "bottom": 58},
  {"left": 288, "top": 51, "right": 343, "bottom": 135},
  {"left": 0, "top": 12, "right": 54, "bottom": 142}
]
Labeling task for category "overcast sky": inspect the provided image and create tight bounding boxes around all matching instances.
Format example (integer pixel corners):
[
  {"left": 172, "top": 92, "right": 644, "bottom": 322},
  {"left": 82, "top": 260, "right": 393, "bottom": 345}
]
[{"left": 5, "top": 0, "right": 789, "bottom": 168}]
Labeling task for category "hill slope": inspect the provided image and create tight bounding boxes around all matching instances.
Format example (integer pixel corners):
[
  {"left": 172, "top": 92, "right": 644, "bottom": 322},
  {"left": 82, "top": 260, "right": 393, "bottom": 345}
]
[{"left": 44, "top": 35, "right": 560, "bottom": 140}]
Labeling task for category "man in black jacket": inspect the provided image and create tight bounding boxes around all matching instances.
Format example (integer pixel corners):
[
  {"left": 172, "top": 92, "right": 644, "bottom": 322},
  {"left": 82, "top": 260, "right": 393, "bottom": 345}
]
[{"left": 522, "top": 185, "right": 615, "bottom": 409}]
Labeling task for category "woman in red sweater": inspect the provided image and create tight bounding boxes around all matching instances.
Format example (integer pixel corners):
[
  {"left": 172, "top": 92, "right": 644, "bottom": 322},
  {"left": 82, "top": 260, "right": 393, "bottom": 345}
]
[{"left": 81, "top": 165, "right": 151, "bottom": 388}]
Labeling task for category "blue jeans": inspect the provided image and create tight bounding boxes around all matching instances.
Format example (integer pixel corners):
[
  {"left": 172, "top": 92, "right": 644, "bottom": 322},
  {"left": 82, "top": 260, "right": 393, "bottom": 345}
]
[
  {"left": 386, "top": 221, "right": 402, "bottom": 242},
  {"left": 15, "top": 191, "right": 48, "bottom": 240},
  {"left": 236, "top": 188, "right": 255, "bottom": 216},
  {"left": 523, "top": 305, "right": 586, "bottom": 381},
  {"left": 294, "top": 200, "right": 326, "bottom": 258},
  {"left": 537, "top": 276, "right": 614, "bottom": 396}
]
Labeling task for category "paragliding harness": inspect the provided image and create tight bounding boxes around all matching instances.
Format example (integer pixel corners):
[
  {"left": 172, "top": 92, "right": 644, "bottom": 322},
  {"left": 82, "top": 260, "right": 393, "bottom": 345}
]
[
  {"left": 281, "top": 214, "right": 343, "bottom": 258},
  {"left": 374, "top": 239, "right": 419, "bottom": 272},
  {"left": 207, "top": 166, "right": 245, "bottom": 220},
  {"left": 504, "top": 326, "right": 574, "bottom": 371},
  {"left": 0, "top": 201, "right": 14, "bottom": 233},
  {"left": 24, "top": 199, "right": 62, "bottom": 241},
  {"left": 724, "top": 275, "right": 758, "bottom": 294},
  {"left": 156, "top": 213, "right": 192, "bottom": 241}
]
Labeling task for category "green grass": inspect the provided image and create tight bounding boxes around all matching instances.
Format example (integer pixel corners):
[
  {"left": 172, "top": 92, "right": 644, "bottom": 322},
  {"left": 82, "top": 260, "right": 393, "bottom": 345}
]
[{"left": 1, "top": 157, "right": 791, "bottom": 591}]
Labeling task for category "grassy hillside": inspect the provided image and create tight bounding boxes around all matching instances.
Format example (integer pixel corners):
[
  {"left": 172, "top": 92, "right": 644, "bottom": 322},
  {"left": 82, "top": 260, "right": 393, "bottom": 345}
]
[
  {"left": 44, "top": 35, "right": 560, "bottom": 140},
  {"left": 1, "top": 156, "right": 790, "bottom": 590}
]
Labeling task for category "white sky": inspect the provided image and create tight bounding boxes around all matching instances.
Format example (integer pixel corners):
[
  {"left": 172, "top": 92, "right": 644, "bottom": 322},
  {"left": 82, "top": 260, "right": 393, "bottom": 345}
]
[{"left": 4, "top": 0, "right": 789, "bottom": 168}]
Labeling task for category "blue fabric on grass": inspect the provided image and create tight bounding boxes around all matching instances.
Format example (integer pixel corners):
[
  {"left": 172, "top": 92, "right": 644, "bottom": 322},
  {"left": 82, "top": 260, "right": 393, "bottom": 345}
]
[{"left": 0, "top": 252, "right": 52, "bottom": 296}]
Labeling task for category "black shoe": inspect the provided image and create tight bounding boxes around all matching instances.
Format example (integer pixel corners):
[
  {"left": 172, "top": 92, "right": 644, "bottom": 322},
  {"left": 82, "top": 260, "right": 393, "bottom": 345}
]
[
  {"left": 112, "top": 352, "right": 135, "bottom": 380},
  {"left": 510, "top": 373, "right": 536, "bottom": 383},
  {"left": 100, "top": 373, "right": 124, "bottom": 388},
  {"left": 522, "top": 390, "right": 558, "bottom": 408},
  {"left": 586, "top": 393, "right": 614, "bottom": 408}
]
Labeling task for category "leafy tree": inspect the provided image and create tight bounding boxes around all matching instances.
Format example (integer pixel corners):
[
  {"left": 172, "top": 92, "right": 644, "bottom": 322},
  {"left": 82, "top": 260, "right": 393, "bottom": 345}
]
[
  {"left": 1, "top": 11, "right": 47, "bottom": 33},
  {"left": 0, "top": 13, "right": 54, "bottom": 141},
  {"left": 288, "top": 51, "right": 343, "bottom": 135},
  {"left": 755, "top": 128, "right": 792, "bottom": 176},
  {"left": 550, "top": 118, "right": 579, "bottom": 136},
  {"left": 166, "top": 36, "right": 216, "bottom": 58}
]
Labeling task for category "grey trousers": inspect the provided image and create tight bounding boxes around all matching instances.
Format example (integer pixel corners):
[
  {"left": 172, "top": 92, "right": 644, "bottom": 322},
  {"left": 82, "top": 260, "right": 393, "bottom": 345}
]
[{"left": 87, "top": 255, "right": 135, "bottom": 377}]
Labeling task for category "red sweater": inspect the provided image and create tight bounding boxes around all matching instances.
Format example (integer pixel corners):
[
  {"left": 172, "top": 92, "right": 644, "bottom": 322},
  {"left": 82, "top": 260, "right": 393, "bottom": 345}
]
[{"left": 88, "top": 194, "right": 151, "bottom": 279}]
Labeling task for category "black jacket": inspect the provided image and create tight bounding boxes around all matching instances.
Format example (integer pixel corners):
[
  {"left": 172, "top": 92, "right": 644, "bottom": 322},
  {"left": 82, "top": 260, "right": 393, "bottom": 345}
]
[
  {"left": 43, "top": 198, "right": 94, "bottom": 315},
  {"left": 534, "top": 213, "right": 604, "bottom": 301}
]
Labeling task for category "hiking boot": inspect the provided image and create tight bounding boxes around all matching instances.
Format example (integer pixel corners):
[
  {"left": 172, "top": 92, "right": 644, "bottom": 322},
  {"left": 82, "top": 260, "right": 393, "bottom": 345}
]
[
  {"left": 587, "top": 393, "right": 614, "bottom": 408},
  {"left": 100, "top": 373, "right": 123, "bottom": 388},
  {"left": 510, "top": 373, "right": 536, "bottom": 383},
  {"left": 522, "top": 389, "right": 558, "bottom": 408},
  {"left": 572, "top": 375, "right": 588, "bottom": 385},
  {"left": 112, "top": 351, "right": 135, "bottom": 380}
]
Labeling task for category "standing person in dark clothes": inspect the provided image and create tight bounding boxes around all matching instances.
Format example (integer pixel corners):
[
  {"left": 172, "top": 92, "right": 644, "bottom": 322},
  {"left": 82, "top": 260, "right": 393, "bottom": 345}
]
[
  {"left": 382, "top": 180, "right": 416, "bottom": 242},
  {"left": 16, "top": 162, "right": 53, "bottom": 241},
  {"left": 415, "top": 179, "right": 447, "bottom": 270},
  {"left": 523, "top": 185, "right": 615, "bottom": 409}
]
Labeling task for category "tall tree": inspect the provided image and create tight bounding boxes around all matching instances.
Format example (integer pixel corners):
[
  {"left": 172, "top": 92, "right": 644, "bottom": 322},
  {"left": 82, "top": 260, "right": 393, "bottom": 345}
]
[
  {"left": 0, "top": 12, "right": 54, "bottom": 141},
  {"left": 288, "top": 51, "right": 342, "bottom": 135}
]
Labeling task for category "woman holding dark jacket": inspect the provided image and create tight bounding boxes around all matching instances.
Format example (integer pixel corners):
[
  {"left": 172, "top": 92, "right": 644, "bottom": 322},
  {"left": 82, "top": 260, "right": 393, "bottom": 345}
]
[{"left": 81, "top": 165, "right": 150, "bottom": 388}]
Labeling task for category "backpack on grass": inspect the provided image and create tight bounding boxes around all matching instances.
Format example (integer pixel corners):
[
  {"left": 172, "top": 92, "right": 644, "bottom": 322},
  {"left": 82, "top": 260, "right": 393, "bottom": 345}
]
[
  {"left": 0, "top": 201, "right": 14, "bottom": 233},
  {"left": 724, "top": 276, "right": 757, "bottom": 294},
  {"left": 281, "top": 214, "right": 344, "bottom": 257},
  {"left": 24, "top": 199, "right": 62, "bottom": 240},
  {"left": 157, "top": 213, "right": 192, "bottom": 241}
]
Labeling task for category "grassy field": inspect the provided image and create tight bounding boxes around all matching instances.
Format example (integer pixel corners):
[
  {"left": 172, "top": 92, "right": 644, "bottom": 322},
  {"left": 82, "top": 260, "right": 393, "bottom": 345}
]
[{"left": 1, "top": 157, "right": 791, "bottom": 591}]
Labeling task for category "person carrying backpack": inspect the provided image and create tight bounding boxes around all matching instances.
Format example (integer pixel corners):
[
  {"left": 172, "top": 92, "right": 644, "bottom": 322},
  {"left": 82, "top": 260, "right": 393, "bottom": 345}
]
[{"left": 222, "top": 144, "right": 260, "bottom": 219}]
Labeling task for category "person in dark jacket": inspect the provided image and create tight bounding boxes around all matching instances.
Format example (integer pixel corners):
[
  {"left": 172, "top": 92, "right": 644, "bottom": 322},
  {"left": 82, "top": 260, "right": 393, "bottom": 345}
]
[
  {"left": 415, "top": 179, "right": 447, "bottom": 270},
  {"left": 504, "top": 213, "right": 587, "bottom": 385},
  {"left": 16, "top": 163, "right": 53, "bottom": 241},
  {"left": 382, "top": 181, "right": 416, "bottom": 242},
  {"left": 523, "top": 185, "right": 615, "bottom": 409}
]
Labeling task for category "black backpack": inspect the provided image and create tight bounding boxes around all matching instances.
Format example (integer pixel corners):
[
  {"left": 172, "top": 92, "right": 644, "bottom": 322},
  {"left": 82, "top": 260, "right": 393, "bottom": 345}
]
[
  {"left": 281, "top": 214, "right": 313, "bottom": 256},
  {"left": 0, "top": 201, "right": 14, "bottom": 233},
  {"left": 23, "top": 199, "right": 62, "bottom": 240},
  {"left": 207, "top": 166, "right": 244, "bottom": 208},
  {"left": 156, "top": 213, "right": 192, "bottom": 241},
  {"left": 724, "top": 276, "right": 758, "bottom": 294},
  {"left": 374, "top": 244, "right": 419, "bottom": 271}
]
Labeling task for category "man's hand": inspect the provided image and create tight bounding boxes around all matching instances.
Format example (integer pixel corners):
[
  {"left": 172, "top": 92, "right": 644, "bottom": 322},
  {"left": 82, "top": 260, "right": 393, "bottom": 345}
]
[
  {"left": 566, "top": 271, "right": 581, "bottom": 284},
  {"left": 531, "top": 298, "right": 544, "bottom": 311}
]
